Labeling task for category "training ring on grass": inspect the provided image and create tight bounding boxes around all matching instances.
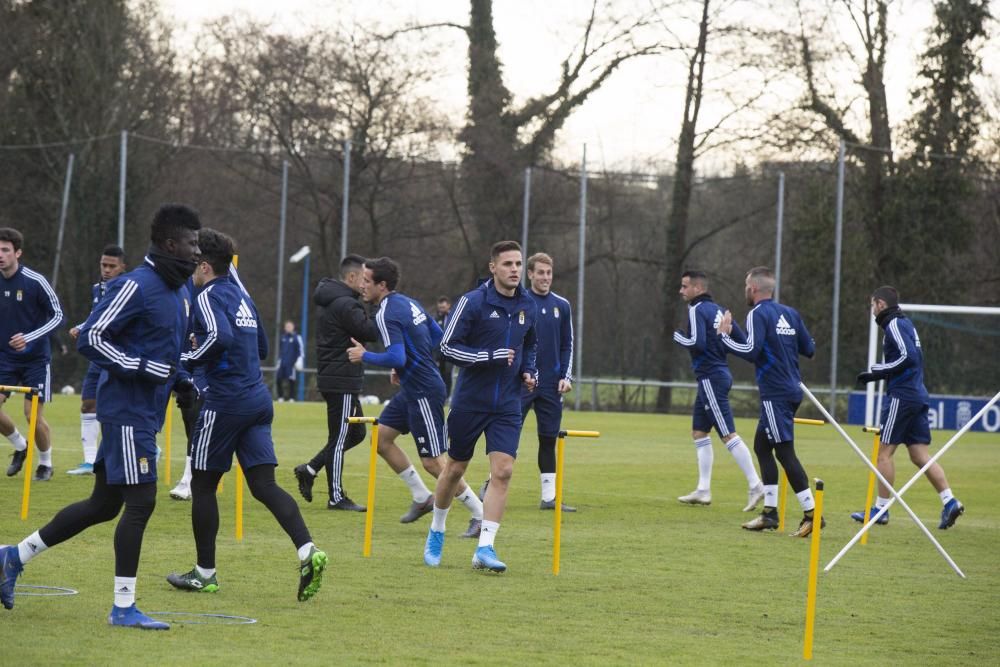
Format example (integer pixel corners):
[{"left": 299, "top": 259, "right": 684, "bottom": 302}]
[
  {"left": 14, "top": 584, "right": 79, "bottom": 597},
  {"left": 146, "top": 611, "right": 258, "bottom": 625}
]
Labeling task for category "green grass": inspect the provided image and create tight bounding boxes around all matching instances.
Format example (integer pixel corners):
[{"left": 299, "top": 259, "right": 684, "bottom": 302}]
[{"left": 2, "top": 399, "right": 998, "bottom": 665}]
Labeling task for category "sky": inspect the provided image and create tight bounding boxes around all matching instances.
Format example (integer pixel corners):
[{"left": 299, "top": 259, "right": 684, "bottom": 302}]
[{"left": 161, "top": 0, "right": 997, "bottom": 171}]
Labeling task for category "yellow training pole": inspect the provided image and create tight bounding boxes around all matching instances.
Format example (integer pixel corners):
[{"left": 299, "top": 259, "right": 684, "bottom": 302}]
[
  {"left": 794, "top": 417, "right": 826, "bottom": 426},
  {"left": 777, "top": 469, "right": 788, "bottom": 531},
  {"left": 235, "top": 465, "right": 244, "bottom": 541},
  {"left": 860, "top": 427, "right": 881, "bottom": 546},
  {"left": 20, "top": 390, "right": 40, "bottom": 520},
  {"left": 552, "top": 429, "right": 600, "bottom": 575},
  {"left": 347, "top": 416, "right": 379, "bottom": 557},
  {"left": 164, "top": 405, "right": 172, "bottom": 486},
  {"left": 803, "top": 478, "right": 825, "bottom": 660}
]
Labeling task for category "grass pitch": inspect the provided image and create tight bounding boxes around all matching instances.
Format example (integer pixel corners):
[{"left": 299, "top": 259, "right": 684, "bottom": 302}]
[{"left": 1, "top": 399, "right": 998, "bottom": 665}]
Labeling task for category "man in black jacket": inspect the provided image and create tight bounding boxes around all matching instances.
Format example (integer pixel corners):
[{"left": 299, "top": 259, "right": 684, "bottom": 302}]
[{"left": 293, "top": 255, "right": 378, "bottom": 511}]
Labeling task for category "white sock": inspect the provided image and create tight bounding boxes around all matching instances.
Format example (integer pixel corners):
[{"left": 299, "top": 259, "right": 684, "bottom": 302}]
[
  {"left": 694, "top": 437, "right": 713, "bottom": 490},
  {"left": 875, "top": 496, "right": 890, "bottom": 509},
  {"left": 726, "top": 436, "right": 760, "bottom": 488},
  {"left": 38, "top": 448, "right": 52, "bottom": 467},
  {"left": 297, "top": 542, "right": 315, "bottom": 561},
  {"left": 796, "top": 488, "right": 816, "bottom": 512},
  {"left": 939, "top": 488, "right": 955, "bottom": 505},
  {"left": 398, "top": 465, "right": 432, "bottom": 502},
  {"left": 478, "top": 520, "right": 500, "bottom": 548},
  {"left": 114, "top": 577, "right": 136, "bottom": 608},
  {"left": 81, "top": 414, "right": 100, "bottom": 463},
  {"left": 763, "top": 484, "right": 779, "bottom": 508},
  {"left": 540, "top": 473, "right": 556, "bottom": 502},
  {"left": 305, "top": 464, "right": 317, "bottom": 477},
  {"left": 17, "top": 531, "right": 47, "bottom": 564},
  {"left": 431, "top": 505, "right": 449, "bottom": 532},
  {"left": 6, "top": 429, "right": 27, "bottom": 452},
  {"left": 179, "top": 456, "right": 193, "bottom": 486},
  {"left": 195, "top": 564, "right": 216, "bottom": 578},
  {"left": 458, "top": 487, "right": 484, "bottom": 519}
]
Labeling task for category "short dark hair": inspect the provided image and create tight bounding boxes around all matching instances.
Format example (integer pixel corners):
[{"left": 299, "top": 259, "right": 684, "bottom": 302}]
[
  {"left": 436, "top": 295, "right": 451, "bottom": 304},
  {"left": 101, "top": 244, "right": 125, "bottom": 260},
  {"left": 0, "top": 227, "right": 24, "bottom": 252},
  {"left": 150, "top": 204, "right": 201, "bottom": 246},
  {"left": 365, "top": 257, "right": 400, "bottom": 292},
  {"left": 747, "top": 266, "right": 775, "bottom": 293},
  {"left": 340, "top": 253, "right": 366, "bottom": 278},
  {"left": 871, "top": 285, "right": 899, "bottom": 308},
  {"left": 197, "top": 228, "right": 235, "bottom": 275},
  {"left": 490, "top": 240, "right": 521, "bottom": 260},
  {"left": 681, "top": 270, "right": 708, "bottom": 287}
]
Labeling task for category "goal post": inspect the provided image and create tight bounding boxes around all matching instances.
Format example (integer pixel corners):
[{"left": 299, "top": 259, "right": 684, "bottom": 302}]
[{"left": 864, "top": 303, "right": 1000, "bottom": 427}]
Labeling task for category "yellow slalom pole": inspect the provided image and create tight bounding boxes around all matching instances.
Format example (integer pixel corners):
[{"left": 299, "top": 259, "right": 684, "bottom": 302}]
[
  {"left": 803, "top": 478, "right": 825, "bottom": 660},
  {"left": 164, "top": 405, "right": 172, "bottom": 486},
  {"left": 347, "top": 416, "right": 379, "bottom": 557},
  {"left": 860, "top": 427, "right": 881, "bottom": 546},
  {"left": 553, "top": 429, "right": 600, "bottom": 575},
  {"left": 20, "top": 391, "right": 40, "bottom": 520},
  {"left": 794, "top": 417, "right": 826, "bottom": 426},
  {"left": 777, "top": 469, "right": 788, "bottom": 531},
  {"left": 235, "top": 465, "right": 244, "bottom": 541}
]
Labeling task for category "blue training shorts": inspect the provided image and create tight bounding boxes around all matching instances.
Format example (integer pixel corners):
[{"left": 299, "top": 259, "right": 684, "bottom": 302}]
[
  {"left": 880, "top": 397, "right": 931, "bottom": 446},
  {"left": 95, "top": 422, "right": 158, "bottom": 485},
  {"left": 0, "top": 360, "right": 51, "bottom": 403},
  {"left": 759, "top": 399, "right": 800, "bottom": 444},
  {"left": 446, "top": 410, "right": 522, "bottom": 462},
  {"left": 191, "top": 403, "right": 280, "bottom": 473},
  {"left": 521, "top": 386, "right": 563, "bottom": 437},
  {"left": 379, "top": 388, "right": 447, "bottom": 458},
  {"left": 692, "top": 375, "right": 736, "bottom": 437},
  {"left": 81, "top": 363, "right": 102, "bottom": 401}
]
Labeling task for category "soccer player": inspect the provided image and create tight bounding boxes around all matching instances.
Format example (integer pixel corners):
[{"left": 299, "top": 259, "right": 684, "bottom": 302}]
[
  {"left": 293, "top": 254, "right": 378, "bottom": 511},
  {"left": 717, "top": 266, "right": 820, "bottom": 537},
  {"left": 0, "top": 204, "right": 200, "bottom": 628},
  {"left": 672, "top": 270, "right": 763, "bottom": 511},
  {"left": 853, "top": 286, "right": 964, "bottom": 529},
  {"left": 345, "top": 257, "right": 483, "bottom": 537},
  {"left": 67, "top": 245, "right": 127, "bottom": 476},
  {"left": 423, "top": 241, "right": 537, "bottom": 573},
  {"left": 0, "top": 227, "right": 63, "bottom": 481},
  {"left": 433, "top": 296, "right": 453, "bottom": 396},
  {"left": 276, "top": 320, "right": 304, "bottom": 402},
  {"left": 165, "top": 229, "right": 327, "bottom": 600}
]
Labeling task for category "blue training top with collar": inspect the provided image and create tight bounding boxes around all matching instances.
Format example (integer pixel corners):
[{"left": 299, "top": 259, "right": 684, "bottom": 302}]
[
  {"left": 871, "top": 309, "right": 929, "bottom": 405},
  {"left": 441, "top": 279, "right": 538, "bottom": 414},
  {"left": 363, "top": 291, "right": 446, "bottom": 398},
  {"left": 721, "top": 298, "right": 815, "bottom": 401},
  {"left": 0, "top": 264, "right": 63, "bottom": 363},
  {"left": 672, "top": 293, "right": 731, "bottom": 380}
]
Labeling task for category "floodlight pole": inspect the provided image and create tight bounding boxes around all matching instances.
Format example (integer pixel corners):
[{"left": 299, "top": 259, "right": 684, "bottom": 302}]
[
  {"left": 521, "top": 167, "right": 532, "bottom": 286},
  {"left": 340, "top": 140, "right": 352, "bottom": 262},
  {"left": 274, "top": 160, "right": 289, "bottom": 384},
  {"left": 830, "top": 140, "right": 846, "bottom": 416},
  {"left": 574, "top": 146, "right": 587, "bottom": 411},
  {"left": 117, "top": 131, "right": 128, "bottom": 248},
  {"left": 51, "top": 153, "right": 75, "bottom": 291},
  {"left": 774, "top": 171, "right": 785, "bottom": 303},
  {"left": 289, "top": 247, "right": 312, "bottom": 402}
]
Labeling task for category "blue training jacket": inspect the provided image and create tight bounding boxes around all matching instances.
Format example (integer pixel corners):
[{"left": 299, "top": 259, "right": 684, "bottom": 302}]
[
  {"left": 77, "top": 258, "right": 189, "bottom": 430},
  {"left": 672, "top": 294, "right": 731, "bottom": 380},
  {"left": 0, "top": 264, "right": 63, "bottom": 364},
  {"left": 181, "top": 274, "right": 270, "bottom": 413},
  {"left": 871, "top": 311, "right": 929, "bottom": 405},
  {"left": 722, "top": 298, "right": 815, "bottom": 401},
  {"left": 525, "top": 289, "right": 573, "bottom": 390},
  {"left": 364, "top": 291, "right": 446, "bottom": 398},
  {"left": 441, "top": 279, "right": 537, "bottom": 414}
]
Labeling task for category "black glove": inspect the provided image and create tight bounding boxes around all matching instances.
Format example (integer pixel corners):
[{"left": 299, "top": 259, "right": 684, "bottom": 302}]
[
  {"left": 856, "top": 371, "right": 879, "bottom": 386},
  {"left": 174, "top": 377, "right": 199, "bottom": 409},
  {"left": 138, "top": 358, "right": 175, "bottom": 385}
]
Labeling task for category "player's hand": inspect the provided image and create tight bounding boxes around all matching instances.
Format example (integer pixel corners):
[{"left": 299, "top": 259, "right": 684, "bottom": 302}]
[
  {"left": 507, "top": 349, "right": 515, "bottom": 366},
  {"left": 717, "top": 310, "right": 733, "bottom": 335},
  {"left": 9, "top": 333, "right": 27, "bottom": 352},
  {"left": 347, "top": 337, "right": 366, "bottom": 364},
  {"left": 522, "top": 372, "right": 536, "bottom": 392},
  {"left": 390, "top": 369, "right": 400, "bottom": 386},
  {"left": 69, "top": 327, "right": 80, "bottom": 340},
  {"left": 138, "top": 358, "right": 175, "bottom": 385},
  {"left": 294, "top": 356, "right": 304, "bottom": 372},
  {"left": 856, "top": 371, "right": 879, "bottom": 386},
  {"left": 189, "top": 333, "right": 198, "bottom": 349},
  {"left": 174, "top": 377, "right": 200, "bottom": 409},
  {"left": 558, "top": 379, "right": 572, "bottom": 394}
]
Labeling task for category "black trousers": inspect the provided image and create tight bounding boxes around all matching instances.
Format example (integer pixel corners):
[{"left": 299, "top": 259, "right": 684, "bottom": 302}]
[
  {"left": 277, "top": 378, "right": 296, "bottom": 401},
  {"left": 305, "top": 392, "right": 366, "bottom": 503}
]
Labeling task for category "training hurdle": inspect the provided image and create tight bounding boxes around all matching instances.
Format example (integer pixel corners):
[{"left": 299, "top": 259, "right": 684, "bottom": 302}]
[
  {"left": 1, "top": 385, "right": 41, "bottom": 520},
  {"left": 799, "top": 382, "right": 968, "bottom": 578},
  {"left": 346, "top": 416, "right": 379, "bottom": 557},
  {"left": 552, "top": 429, "right": 600, "bottom": 575},
  {"left": 776, "top": 417, "right": 827, "bottom": 531},
  {"left": 824, "top": 387, "right": 1000, "bottom": 576}
]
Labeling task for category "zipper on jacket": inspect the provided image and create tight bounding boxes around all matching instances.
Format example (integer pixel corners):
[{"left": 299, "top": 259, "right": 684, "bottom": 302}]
[{"left": 494, "top": 311, "right": 513, "bottom": 410}]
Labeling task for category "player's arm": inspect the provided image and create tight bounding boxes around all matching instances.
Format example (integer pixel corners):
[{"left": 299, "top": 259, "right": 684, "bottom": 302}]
[
  {"left": 520, "top": 319, "right": 538, "bottom": 377},
  {"left": 338, "top": 297, "right": 379, "bottom": 342},
  {"left": 17, "top": 273, "right": 64, "bottom": 348},
  {"left": 672, "top": 304, "right": 703, "bottom": 350},
  {"left": 720, "top": 309, "right": 762, "bottom": 361},
  {"left": 870, "top": 319, "right": 916, "bottom": 376},
  {"left": 796, "top": 313, "right": 816, "bottom": 359},
  {"left": 255, "top": 304, "right": 270, "bottom": 361},
  {"left": 181, "top": 289, "right": 234, "bottom": 367},
  {"left": 356, "top": 303, "right": 406, "bottom": 369},
  {"left": 440, "top": 295, "right": 506, "bottom": 367},
  {"left": 78, "top": 279, "right": 172, "bottom": 384},
  {"left": 558, "top": 300, "right": 574, "bottom": 386},
  {"left": 295, "top": 333, "right": 305, "bottom": 369},
  {"left": 428, "top": 317, "right": 444, "bottom": 350}
]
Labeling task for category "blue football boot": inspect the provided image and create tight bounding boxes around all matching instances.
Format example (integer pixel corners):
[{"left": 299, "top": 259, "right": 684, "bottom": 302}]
[
  {"left": 939, "top": 499, "right": 964, "bottom": 529},
  {"left": 472, "top": 545, "right": 507, "bottom": 573},
  {"left": 850, "top": 507, "right": 889, "bottom": 525},
  {"left": 0, "top": 545, "right": 24, "bottom": 610},
  {"left": 107, "top": 604, "right": 169, "bottom": 630},
  {"left": 424, "top": 529, "right": 444, "bottom": 567}
]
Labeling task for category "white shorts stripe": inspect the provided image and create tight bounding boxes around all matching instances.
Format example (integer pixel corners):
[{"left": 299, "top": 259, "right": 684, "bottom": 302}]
[{"left": 702, "top": 379, "right": 730, "bottom": 437}]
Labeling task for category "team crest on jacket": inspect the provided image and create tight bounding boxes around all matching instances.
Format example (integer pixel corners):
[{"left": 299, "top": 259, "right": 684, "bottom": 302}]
[
  {"left": 519, "top": 310, "right": 525, "bottom": 325},
  {"left": 16, "top": 290, "right": 23, "bottom": 301},
  {"left": 554, "top": 307, "right": 560, "bottom": 318},
  {"left": 139, "top": 457, "right": 149, "bottom": 475}
]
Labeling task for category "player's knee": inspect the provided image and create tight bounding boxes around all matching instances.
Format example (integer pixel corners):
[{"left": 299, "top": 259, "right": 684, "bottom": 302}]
[
  {"left": 491, "top": 462, "right": 514, "bottom": 484},
  {"left": 421, "top": 456, "right": 443, "bottom": 476}
]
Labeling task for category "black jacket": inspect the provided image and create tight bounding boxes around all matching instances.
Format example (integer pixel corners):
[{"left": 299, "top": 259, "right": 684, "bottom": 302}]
[{"left": 314, "top": 278, "right": 378, "bottom": 394}]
